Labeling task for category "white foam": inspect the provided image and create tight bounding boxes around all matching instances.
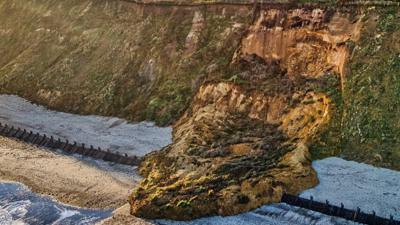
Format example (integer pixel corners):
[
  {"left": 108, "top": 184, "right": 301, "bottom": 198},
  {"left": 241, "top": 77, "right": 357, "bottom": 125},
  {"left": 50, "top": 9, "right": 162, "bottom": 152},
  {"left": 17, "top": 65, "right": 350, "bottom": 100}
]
[
  {"left": 2, "top": 200, "right": 30, "bottom": 220},
  {"left": 0, "top": 182, "right": 110, "bottom": 225},
  {"left": 301, "top": 157, "right": 400, "bottom": 220},
  {"left": 52, "top": 208, "right": 80, "bottom": 224},
  {"left": 0, "top": 201, "right": 29, "bottom": 225},
  {"left": 0, "top": 95, "right": 172, "bottom": 156},
  {"left": 0, "top": 208, "right": 13, "bottom": 225}
]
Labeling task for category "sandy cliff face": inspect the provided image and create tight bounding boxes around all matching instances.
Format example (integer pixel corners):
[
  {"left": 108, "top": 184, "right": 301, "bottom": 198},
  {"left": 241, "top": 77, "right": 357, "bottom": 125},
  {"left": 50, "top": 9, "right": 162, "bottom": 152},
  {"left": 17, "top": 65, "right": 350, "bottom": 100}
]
[
  {"left": 240, "top": 8, "right": 361, "bottom": 83},
  {"left": 129, "top": 7, "right": 364, "bottom": 219}
]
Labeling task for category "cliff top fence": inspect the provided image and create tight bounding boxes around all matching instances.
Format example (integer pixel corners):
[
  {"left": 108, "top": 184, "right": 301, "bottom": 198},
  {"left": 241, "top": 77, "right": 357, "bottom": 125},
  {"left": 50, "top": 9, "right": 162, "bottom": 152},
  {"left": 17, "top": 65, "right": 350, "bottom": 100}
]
[
  {"left": 281, "top": 193, "right": 400, "bottom": 225},
  {"left": 0, "top": 122, "right": 141, "bottom": 166}
]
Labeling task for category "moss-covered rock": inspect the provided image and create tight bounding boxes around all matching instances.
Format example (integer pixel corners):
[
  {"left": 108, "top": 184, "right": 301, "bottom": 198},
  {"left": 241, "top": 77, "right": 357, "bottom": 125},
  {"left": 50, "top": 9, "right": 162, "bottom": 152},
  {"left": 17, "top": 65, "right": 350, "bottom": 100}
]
[{"left": 130, "top": 81, "right": 320, "bottom": 219}]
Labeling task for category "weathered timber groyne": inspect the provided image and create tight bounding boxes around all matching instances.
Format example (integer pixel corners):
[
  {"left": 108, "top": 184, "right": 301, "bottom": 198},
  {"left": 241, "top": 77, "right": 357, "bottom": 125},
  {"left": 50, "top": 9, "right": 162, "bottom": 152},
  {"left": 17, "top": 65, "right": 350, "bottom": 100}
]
[
  {"left": 0, "top": 122, "right": 141, "bottom": 166},
  {"left": 281, "top": 193, "right": 400, "bottom": 225}
]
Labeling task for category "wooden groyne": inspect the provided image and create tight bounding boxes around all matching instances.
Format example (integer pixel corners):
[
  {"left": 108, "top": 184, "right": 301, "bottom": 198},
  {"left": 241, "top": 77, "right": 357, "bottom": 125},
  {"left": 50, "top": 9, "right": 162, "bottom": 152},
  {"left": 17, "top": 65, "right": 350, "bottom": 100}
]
[
  {"left": 281, "top": 193, "right": 400, "bottom": 225},
  {"left": 0, "top": 122, "right": 141, "bottom": 166}
]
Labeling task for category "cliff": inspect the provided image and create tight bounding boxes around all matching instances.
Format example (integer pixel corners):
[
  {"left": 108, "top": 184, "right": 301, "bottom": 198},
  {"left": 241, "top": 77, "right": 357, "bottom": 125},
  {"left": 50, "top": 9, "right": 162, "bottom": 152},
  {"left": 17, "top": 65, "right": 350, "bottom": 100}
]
[
  {"left": 0, "top": 0, "right": 253, "bottom": 125},
  {"left": 1, "top": 0, "right": 399, "bottom": 221},
  {"left": 129, "top": 5, "right": 366, "bottom": 219}
]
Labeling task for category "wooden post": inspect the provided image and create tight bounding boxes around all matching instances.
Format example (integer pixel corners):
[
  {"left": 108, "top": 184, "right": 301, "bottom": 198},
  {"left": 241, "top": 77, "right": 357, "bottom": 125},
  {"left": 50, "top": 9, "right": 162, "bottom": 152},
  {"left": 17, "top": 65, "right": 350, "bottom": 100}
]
[
  {"left": 63, "top": 140, "right": 70, "bottom": 151},
  {"left": 47, "top": 136, "right": 54, "bottom": 148},
  {"left": 11, "top": 128, "right": 20, "bottom": 137},
  {"left": 6, "top": 126, "right": 15, "bottom": 136},
  {"left": 0, "top": 125, "right": 7, "bottom": 134},
  {"left": 39, "top": 134, "right": 47, "bottom": 146},
  {"left": 81, "top": 143, "right": 86, "bottom": 155},
  {"left": 86, "top": 145, "right": 93, "bottom": 157},
  {"left": 26, "top": 131, "right": 33, "bottom": 142},
  {"left": 54, "top": 138, "right": 61, "bottom": 149},
  {"left": 70, "top": 141, "right": 78, "bottom": 153},
  {"left": 32, "top": 133, "right": 40, "bottom": 144}
]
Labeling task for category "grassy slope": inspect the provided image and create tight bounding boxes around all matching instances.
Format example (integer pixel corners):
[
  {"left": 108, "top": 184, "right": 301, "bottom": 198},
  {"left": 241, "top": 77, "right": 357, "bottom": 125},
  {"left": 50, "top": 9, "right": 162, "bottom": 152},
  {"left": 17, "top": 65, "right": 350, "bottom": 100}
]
[
  {"left": 0, "top": 0, "right": 251, "bottom": 125},
  {"left": 311, "top": 6, "right": 400, "bottom": 170}
]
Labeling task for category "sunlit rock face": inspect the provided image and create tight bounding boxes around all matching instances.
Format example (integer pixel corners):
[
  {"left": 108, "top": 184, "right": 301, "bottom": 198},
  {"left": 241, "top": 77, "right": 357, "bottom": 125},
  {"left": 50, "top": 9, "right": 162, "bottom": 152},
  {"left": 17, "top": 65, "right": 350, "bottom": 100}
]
[
  {"left": 130, "top": 7, "right": 362, "bottom": 220},
  {"left": 130, "top": 82, "right": 321, "bottom": 220},
  {"left": 240, "top": 8, "right": 361, "bottom": 85}
]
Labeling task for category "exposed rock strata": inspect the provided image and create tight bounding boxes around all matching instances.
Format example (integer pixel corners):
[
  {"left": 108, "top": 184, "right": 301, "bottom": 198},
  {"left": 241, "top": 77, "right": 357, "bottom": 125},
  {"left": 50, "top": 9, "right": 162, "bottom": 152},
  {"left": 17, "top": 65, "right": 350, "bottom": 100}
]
[
  {"left": 129, "top": 7, "right": 362, "bottom": 220},
  {"left": 240, "top": 8, "right": 362, "bottom": 87}
]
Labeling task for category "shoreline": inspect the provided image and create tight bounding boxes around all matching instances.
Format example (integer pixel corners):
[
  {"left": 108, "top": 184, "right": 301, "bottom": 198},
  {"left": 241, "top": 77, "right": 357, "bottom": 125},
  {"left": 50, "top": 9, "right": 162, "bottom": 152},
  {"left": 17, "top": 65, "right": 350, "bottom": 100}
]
[
  {"left": 0, "top": 94, "right": 172, "bottom": 224},
  {"left": 0, "top": 136, "right": 155, "bottom": 224},
  {"left": 0, "top": 136, "right": 138, "bottom": 210},
  {"left": 0, "top": 95, "right": 172, "bottom": 158},
  {"left": 0, "top": 179, "right": 153, "bottom": 225},
  {"left": 1, "top": 136, "right": 399, "bottom": 224}
]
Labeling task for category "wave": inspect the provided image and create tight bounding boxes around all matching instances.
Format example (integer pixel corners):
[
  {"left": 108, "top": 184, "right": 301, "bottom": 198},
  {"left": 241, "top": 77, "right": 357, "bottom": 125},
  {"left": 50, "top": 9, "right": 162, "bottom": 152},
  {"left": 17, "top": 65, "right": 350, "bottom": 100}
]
[{"left": 0, "top": 182, "right": 111, "bottom": 225}]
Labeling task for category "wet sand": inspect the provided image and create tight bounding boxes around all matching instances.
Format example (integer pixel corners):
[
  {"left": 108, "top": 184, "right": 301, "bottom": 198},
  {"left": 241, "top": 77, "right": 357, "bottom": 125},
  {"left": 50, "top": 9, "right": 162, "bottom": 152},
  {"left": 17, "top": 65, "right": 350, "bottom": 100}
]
[
  {"left": 98, "top": 204, "right": 154, "bottom": 225},
  {"left": 0, "top": 136, "right": 157, "bottom": 224},
  {"left": 0, "top": 136, "right": 138, "bottom": 210}
]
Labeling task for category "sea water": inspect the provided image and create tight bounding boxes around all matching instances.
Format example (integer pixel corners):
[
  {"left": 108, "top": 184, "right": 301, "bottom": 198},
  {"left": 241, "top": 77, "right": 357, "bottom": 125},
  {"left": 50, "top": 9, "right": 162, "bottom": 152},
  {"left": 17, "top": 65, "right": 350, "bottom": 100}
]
[{"left": 0, "top": 182, "right": 111, "bottom": 225}]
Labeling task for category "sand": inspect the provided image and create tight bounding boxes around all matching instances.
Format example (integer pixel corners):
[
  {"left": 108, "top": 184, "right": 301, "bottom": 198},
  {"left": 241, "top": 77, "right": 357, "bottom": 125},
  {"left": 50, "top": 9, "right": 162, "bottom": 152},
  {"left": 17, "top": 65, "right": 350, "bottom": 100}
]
[
  {"left": 0, "top": 136, "right": 138, "bottom": 210},
  {"left": 1, "top": 137, "right": 399, "bottom": 224}
]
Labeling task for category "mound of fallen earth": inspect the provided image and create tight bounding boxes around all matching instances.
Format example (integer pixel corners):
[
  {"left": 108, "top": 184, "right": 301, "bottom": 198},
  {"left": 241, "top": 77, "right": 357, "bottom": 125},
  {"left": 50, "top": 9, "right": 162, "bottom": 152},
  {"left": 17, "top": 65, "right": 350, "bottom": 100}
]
[
  {"left": 129, "top": 6, "right": 363, "bottom": 220},
  {"left": 129, "top": 81, "right": 326, "bottom": 220}
]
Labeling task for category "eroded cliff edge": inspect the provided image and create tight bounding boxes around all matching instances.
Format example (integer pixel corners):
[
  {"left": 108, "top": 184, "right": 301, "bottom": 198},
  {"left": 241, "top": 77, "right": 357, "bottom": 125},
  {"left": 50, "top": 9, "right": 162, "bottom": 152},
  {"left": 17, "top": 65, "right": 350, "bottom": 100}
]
[{"left": 129, "top": 7, "right": 366, "bottom": 219}]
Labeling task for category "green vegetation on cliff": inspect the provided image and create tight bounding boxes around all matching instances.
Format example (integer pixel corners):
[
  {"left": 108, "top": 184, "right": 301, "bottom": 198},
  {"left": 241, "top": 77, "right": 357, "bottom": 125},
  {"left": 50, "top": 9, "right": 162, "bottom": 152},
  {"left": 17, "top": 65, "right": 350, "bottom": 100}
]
[
  {"left": 342, "top": 7, "right": 400, "bottom": 169},
  {"left": 0, "top": 0, "right": 251, "bottom": 125},
  {"left": 311, "top": 6, "right": 400, "bottom": 170}
]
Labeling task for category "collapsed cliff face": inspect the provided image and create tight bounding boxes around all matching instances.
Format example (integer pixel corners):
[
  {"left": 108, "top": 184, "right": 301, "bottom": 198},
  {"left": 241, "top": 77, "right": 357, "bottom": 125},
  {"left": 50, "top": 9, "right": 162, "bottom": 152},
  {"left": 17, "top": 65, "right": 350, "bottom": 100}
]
[
  {"left": 130, "top": 81, "right": 321, "bottom": 219},
  {"left": 130, "top": 7, "right": 363, "bottom": 219},
  {"left": 240, "top": 8, "right": 361, "bottom": 82}
]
